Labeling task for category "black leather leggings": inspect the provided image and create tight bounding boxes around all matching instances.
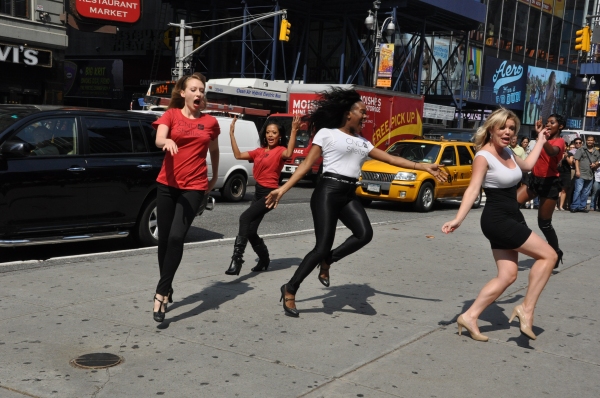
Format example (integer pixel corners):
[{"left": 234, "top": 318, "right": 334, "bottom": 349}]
[
  {"left": 286, "top": 175, "right": 373, "bottom": 294},
  {"left": 238, "top": 183, "right": 274, "bottom": 246},
  {"left": 156, "top": 183, "right": 205, "bottom": 296}
]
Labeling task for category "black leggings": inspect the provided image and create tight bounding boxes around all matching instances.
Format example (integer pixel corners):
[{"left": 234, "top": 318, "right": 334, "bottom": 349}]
[
  {"left": 238, "top": 183, "right": 274, "bottom": 246},
  {"left": 286, "top": 175, "right": 373, "bottom": 294},
  {"left": 156, "top": 183, "right": 205, "bottom": 296}
]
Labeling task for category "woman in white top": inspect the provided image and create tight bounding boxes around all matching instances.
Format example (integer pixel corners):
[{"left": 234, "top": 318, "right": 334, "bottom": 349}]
[
  {"left": 442, "top": 108, "right": 557, "bottom": 341},
  {"left": 265, "top": 88, "right": 447, "bottom": 317}
]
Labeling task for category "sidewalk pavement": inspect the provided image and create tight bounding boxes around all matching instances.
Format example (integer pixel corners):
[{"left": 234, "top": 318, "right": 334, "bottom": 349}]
[{"left": 0, "top": 209, "right": 599, "bottom": 397}]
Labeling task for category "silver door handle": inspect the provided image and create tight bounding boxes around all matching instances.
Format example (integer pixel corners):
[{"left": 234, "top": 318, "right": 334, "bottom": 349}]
[
  {"left": 67, "top": 167, "right": 85, "bottom": 172},
  {"left": 137, "top": 164, "right": 153, "bottom": 170}
]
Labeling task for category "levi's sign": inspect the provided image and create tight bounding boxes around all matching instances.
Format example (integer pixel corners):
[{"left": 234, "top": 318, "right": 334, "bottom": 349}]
[
  {"left": 76, "top": 0, "right": 141, "bottom": 23},
  {"left": 0, "top": 43, "right": 52, "bottom": 67}
]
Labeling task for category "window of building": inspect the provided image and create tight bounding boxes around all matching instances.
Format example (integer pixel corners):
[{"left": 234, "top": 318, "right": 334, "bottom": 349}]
[
  {"left": 485, "top": 0, "right": 503, "bottom": 49},
  {"left": 0, "top": 0, "right": 30, "bottom": 18},
  {"left": 548, "top": 16, "right": 562, "bottom": 66},
  {"left": 526, "top": 8, "right": 541, "bottom": 59},
  {"left": 513, "top": 2, "right": 529, "bottom": 60},
  {"left": 500, "top": 0, "right": 516, "bottom": 52}
]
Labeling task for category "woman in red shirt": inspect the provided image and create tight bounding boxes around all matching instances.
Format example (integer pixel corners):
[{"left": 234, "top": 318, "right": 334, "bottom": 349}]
[
  {"left": 224, "top": 116, "right": 300, "bottom": 276},
  {"left": 152, "top": 73, "right": 220, "bottom": 323},
  {"left": 517, "top": 114, "right": 565, "bottom": 268}
]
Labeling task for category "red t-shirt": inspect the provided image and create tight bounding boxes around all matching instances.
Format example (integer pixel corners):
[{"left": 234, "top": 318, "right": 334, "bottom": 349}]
[
  {"left": 153, "top": 108, "right": 220, "bottom": 190},
  {"left": 248, "top": 146, "right": 286, "bottom": 188},
  {"left": 532, "top": 137, "right": 565, "bottom": 178}
]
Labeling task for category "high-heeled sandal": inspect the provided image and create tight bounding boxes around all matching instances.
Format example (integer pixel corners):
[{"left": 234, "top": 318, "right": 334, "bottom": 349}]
[
  {"left": 280, "top": 285, "right": 299, "bottom": 317},
  {"left": 554, "top": 249, "right": 563, "bottom": 269},
  {"left": 168, "top": 288, "right": 174, "bottom": 303},
  {"left": 317, "top": 262, "right": 330, "bottom": 287},
  {"left": 508, "top": 304, "right": 536, "bottom": 340},
  {"left": 456, "top": 315, "right": 489, "bottom": 342},
  {"left": 153, "top": 294, "right": 165, "bottom": 323}
]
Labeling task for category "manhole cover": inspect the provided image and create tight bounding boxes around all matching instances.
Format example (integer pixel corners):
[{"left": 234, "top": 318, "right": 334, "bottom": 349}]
[{"left": 70, "top": 353, "right": 123, "bottom": 369}]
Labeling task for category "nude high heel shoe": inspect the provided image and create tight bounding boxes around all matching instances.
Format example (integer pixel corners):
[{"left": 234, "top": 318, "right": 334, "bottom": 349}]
[
  {"left": 508, "top": 304, "right": 537, "bottom": 340},
  {"left": 457, "top": 315, "right": 489, "bottom": 342}
]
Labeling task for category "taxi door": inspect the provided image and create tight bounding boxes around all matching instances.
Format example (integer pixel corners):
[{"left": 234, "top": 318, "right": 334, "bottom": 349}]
[
  {"left": 437, "top": 145, "right": 459, "bottom": 197},
  {"left": 455, "top": 144, "right": 474, "bottom": 195}
]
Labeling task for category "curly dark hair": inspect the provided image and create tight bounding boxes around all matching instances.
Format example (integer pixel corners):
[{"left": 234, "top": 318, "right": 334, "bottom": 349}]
[
  {"left": 259, "top": 122, "right": 288, "bottom": 148},
  {"left": 548, "top": 113, "right": 565, "bottom": 132},
  {"left": 306, "top": 87, "right": 362, "bottom": 134}
]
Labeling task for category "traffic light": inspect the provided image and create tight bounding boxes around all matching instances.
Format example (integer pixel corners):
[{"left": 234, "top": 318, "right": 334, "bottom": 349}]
[
  {"left": 279, "top": 19, "right": 291, "bottom": 42},
  {"left": 575, "top": 26, "right": 591, "bottom": 52}
]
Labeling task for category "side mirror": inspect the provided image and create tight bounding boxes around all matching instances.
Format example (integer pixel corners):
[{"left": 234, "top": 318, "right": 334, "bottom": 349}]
[
  {"left": 0, "top": 140, "right": 30, "bottom": 158},
  {"left": 441, "top": 159, "right": 454, "bottom": 166}
]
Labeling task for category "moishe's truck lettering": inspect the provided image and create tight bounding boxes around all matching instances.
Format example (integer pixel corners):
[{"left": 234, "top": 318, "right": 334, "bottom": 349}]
[{"left": 268, "top": 84, "right": 424, "bottom": 181}]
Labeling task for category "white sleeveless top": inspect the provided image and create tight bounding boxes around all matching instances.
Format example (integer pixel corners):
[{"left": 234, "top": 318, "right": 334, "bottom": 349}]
[
  {"left": 312, "top": 128, "right": 375, "bottom": 178},
  {"left": 475, "top": 148, "right": 522, "bottom": 189}
]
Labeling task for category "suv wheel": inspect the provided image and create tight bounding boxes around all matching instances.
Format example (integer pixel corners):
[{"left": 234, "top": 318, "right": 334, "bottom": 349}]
[
  {"left": 472, "top": 190, "right": 483, "bottom": 209},
  {"left": 222, "top": 173, "right": 247, "bottom": 202},
  {"left": 413, "top": 182, "right": 435, "bottom": 212},
  {"left": 137, "top": 198, "right": 159, "bottom": 246}
]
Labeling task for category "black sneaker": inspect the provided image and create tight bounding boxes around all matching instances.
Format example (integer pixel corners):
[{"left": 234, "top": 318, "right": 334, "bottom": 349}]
[{"left": 580, "top": 209, "right": 589, "bottom": 213}]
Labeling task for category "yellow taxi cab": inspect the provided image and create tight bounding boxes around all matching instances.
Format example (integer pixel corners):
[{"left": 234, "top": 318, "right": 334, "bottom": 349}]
[{"left": 356, "top": 139, "right": 482, "bottom": 212}]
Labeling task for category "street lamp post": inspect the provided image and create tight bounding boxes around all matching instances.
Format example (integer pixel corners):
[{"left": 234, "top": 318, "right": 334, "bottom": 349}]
[
  {"left": 583, "top": 74, "right": 597, "bottom": 130},
  {"left": 364, "top": 1, "right": 395, "bottom": 87}
]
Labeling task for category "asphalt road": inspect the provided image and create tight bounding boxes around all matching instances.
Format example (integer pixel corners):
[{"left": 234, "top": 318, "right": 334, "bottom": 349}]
[{"left": 0, "top": 180, "right": 464, "bottom": 264}]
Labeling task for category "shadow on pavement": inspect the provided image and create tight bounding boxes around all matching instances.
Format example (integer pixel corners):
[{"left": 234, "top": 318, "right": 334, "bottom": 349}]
[{"left": 296, "top": 283, "right": 442, "bottom": 316}]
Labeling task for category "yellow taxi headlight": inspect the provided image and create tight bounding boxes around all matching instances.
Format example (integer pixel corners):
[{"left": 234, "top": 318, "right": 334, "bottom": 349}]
[{"left": 394, "top": 172, "right": 417, "bottom": 181}]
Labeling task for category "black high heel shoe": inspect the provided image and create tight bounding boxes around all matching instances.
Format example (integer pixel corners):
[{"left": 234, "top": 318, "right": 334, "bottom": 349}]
[
  {"left": 153, "top": 294, "right": 165, "bottom": 323},
  {"left": 317, "top": 262, "right": 330, "bottom": 287},
  {"left": 280, "top": 285, "right": 299, "bottom": 317},
  {"left": 168, "top": 288, "right": 174, "bottom": 303},
  {"left": 554, "top": 249, "right": 563, "bottom": 269}
]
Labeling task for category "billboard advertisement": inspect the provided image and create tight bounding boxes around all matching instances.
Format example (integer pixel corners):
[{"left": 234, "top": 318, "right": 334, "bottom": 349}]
[
  {"left": 587, "top": 91, "right": 599, "bottom": 117},
  {"left": 523, "top": 66, "right": 571, "bottom": 125},
  {"left": 518, "top": 0, "right": 565, "bottom": 18},
  {"left": 64, "top": 59, "right": 124, "bottom": 99},
  {"left": 464, "top": 46, "right": 482, "bottom": 100},
  {"left": 481, "top": 56, "right": 526, "bottom": 110}
]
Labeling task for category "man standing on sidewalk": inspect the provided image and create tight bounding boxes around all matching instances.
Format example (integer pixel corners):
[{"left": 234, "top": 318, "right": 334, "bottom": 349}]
[{"left": 571, "top": 136, "right": 600, "bottom": 212}]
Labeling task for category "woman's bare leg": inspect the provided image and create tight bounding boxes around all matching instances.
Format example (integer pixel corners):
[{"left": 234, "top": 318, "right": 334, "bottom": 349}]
[
  {"left": 460, "top": 249, "right": 518, "bottom": 334},
  {"left": 513, "top": 232, "right": 557, "bottom": 325}
]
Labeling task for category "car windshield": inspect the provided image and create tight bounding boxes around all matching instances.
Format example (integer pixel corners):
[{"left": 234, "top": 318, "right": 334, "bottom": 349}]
[
  {"left": 386, "top": 142, "right": 441, "bottom": 163},
  {"left": 0, "top": 108, "right": 38, "bottom": 131},
  {"left": 424, "top": 130, "right": 475, "bottom": 142}
]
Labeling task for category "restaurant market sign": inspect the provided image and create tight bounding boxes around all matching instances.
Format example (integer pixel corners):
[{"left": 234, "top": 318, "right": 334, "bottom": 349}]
[{"left": 74, "top": 0, "right": 141, "bottom": 24}]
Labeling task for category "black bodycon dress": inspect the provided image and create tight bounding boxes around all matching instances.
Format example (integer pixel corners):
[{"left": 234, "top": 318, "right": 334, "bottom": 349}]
[{"left": 477, "top": 149, "right": 533, "bottom": 250}]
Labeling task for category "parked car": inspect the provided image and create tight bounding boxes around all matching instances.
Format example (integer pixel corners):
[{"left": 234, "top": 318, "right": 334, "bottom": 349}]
[
  {"left": 356, "top": 139, "right": 482, "bottom": 212},
  {"left": 0, "top": 105, "right": 164, "bottom": 247}
]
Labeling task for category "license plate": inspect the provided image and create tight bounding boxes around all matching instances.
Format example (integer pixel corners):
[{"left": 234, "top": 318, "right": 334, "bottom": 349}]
[
  {"left": 366, "top": 183, "right": 381, "bottom": 193},
  {"left": 283, "top": 165, "right": 297, "bottom": 173}
]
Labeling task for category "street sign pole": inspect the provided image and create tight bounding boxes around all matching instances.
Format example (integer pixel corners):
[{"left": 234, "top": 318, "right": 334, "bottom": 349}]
[{"left": 168, "top": 19, "right": 192, "bottom": 80}]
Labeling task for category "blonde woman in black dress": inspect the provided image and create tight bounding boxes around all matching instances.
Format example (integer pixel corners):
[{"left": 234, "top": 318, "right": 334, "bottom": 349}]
[{"left": 442, "top": 108, "right": 557, "bottom": 341}]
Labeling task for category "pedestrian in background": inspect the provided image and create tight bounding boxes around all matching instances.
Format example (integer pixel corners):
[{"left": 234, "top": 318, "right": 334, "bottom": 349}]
[
  {"left": 151, "top": 73, "right": 220, "bottom": 323},
  {"left": 509, "top": 135, "right": 526, "bottom": 160},
  {"left": 265, "top": 88, "right": 447, "bottom": 317},
  {"left": 225, "top": 115, "right": 300, "bottom": 276},
  {"left": 571, "top": 136, "right": 600, "bottom": 212},
  {"left": 442, "top": 108, "right": 556, "bottom": 342},
  {"left": 517, "top": 114, "right": 565, "bottom": 269},
  {"left": 591, "top": 162, "right": 600, "bottom": 211},
  {"left": 557, "top": 142, "right": 574, "bottom": 211}
]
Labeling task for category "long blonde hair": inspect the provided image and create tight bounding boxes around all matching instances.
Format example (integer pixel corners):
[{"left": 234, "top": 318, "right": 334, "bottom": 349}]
[
  {"left": 168, "top": 72, "right": 207, "bottom": 110},
  {"left": 473, "top": 108, "right": 521, "bottom": 151}
]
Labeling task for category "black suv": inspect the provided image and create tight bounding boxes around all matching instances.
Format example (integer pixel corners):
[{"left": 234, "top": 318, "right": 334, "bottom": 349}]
[{"left": 0, "top": 105, "right": 164, "bottom": 247}]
